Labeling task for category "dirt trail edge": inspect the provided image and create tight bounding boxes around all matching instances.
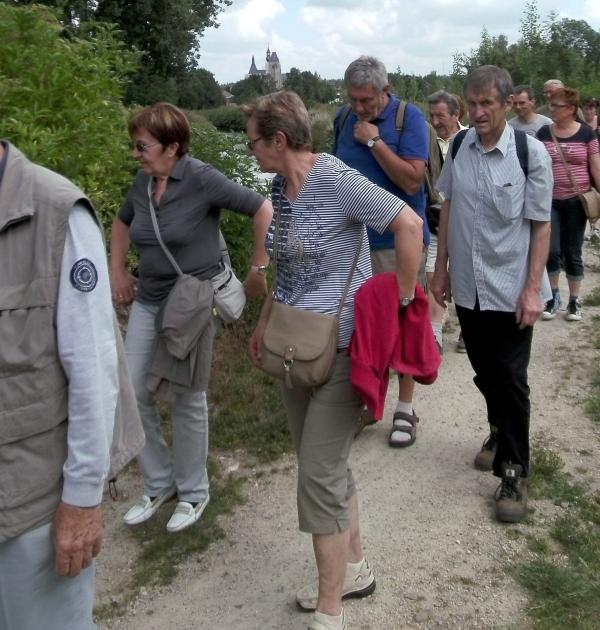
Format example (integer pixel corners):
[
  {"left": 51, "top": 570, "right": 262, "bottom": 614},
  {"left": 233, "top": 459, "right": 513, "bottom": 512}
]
[{"left": 97, "top": 251, "right": 600, "bottom": 630}]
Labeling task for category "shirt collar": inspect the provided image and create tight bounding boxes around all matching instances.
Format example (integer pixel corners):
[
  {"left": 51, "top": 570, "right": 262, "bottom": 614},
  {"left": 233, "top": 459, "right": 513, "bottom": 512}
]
[
  {"left": 167, "top": 153, "right": 189, "bottom": 181},
  {"left": 471, "top": 120, "right": 511, "bottom": 155}
]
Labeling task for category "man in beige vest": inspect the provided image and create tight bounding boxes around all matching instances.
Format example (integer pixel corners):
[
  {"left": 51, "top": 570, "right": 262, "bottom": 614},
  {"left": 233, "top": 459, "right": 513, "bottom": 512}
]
[{"left": 0, "top": 141, "right": 134, "bottom": 629}]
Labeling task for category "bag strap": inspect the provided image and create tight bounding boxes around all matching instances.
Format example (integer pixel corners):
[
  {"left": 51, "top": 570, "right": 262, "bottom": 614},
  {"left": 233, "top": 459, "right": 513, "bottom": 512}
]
[
  {"left": 549, "top": 125, "right": 582, "bottom": 196},
  {"left": 450, "top": 129, "right": 469, "bottom": 161},
  {"left": 146, "top": 179, "right": 184, "bottom": 278},
  {"left": 271, "top": 196, "right": 360, "bottom": 318}
]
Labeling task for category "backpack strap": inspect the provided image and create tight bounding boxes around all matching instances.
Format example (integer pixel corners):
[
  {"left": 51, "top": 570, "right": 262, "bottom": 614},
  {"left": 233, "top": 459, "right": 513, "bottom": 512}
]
[
  {"left": 394, "top": 100, "right": 407, "bottom": 132},
  {"left": 333, "top": 104, "right": 353, "bottom": 144},
  {"left": 513, "top": 129, "right": 529, "bottom": 178},
  {"left": 450, "top": 128, "right": 469, "bottom": 161},
  {"left": 450, "top": 128, "right": 529, "bottom": 179}
]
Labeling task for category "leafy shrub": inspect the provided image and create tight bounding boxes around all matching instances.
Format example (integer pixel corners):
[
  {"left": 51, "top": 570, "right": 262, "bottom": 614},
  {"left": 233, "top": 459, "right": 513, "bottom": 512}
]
[
  {"left": 0, "top": 4, "right": 138, "bottom": 236},
  {"left": 203, "top": 106, "right": 246, "bottom": 132},
  {"left": 189, "top": 121, "right": 270, "bottom": 273}
]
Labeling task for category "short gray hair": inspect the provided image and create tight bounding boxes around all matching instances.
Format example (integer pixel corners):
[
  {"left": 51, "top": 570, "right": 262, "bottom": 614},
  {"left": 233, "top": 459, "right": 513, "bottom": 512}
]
[
  {"left": 344, "top": 56, "right": 388, "bottom": 91},
  {"left": 464, "top": 65, "right": 514, "bottom": 103},
  {"left": 544, "top": 79, "right": 564, "bottom": 90},
  {"left": 427, "top": 90, "right": 459, "bottom": 116}
]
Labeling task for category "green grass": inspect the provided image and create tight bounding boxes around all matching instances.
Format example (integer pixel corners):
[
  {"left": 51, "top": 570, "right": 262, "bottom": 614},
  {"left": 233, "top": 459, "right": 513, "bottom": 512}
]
[
  {"left": 510, "top": 441, "right": 600, "bottom": 630},
  {"left": 585, "top": 317, "right": 600, "bottom": 422},
  {"left": 209, "top": 312, "right": 292, "bottom": 460},
  {"left": 582, "top": 286, "right": 600, "bottom": 306}
]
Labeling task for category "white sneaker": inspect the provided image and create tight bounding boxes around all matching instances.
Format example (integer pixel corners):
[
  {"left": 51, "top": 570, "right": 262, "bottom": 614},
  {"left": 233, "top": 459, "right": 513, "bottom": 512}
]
[
  {"left": 123, "top": 486, "right": 176, "bottom": 526},
  {"left": 297, "top": 557, "right": 375, "bottom": 611},
  {"left": 166, "top": 495, "right": 210, "bottom": 533},
  {"left": 307, "top": 609, "right": 347, "bottom": 630}
]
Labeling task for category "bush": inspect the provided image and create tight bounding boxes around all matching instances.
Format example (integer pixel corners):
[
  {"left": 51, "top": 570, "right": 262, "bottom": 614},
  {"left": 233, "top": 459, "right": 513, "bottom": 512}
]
[
  {"left": 203, "top": 106, "right": 246, "bottom": 132},
  {"left": 0, "top": 4, "right": 138, "bottom": 236},
  {"left": 189, "top": 121, "right": 269, "bottom": 273}
]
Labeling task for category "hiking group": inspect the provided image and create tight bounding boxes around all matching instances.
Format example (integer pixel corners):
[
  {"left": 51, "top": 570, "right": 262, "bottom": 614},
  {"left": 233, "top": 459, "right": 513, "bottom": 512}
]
[{"left": 2, "top": 52, "right": 600, "bottom": 630}]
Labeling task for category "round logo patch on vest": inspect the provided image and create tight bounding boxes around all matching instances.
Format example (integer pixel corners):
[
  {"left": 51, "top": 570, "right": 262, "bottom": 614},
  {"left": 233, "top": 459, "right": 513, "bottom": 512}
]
[{"left": 70, "top": 258, "right": 98, "bottom": 292}]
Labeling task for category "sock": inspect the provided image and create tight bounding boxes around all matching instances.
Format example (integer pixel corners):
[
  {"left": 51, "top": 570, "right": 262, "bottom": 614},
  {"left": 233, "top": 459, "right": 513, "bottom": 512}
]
[
  {"left": 314, "top": 609, "right": 344, "bottom": 630},
  {"left": 569, "top": 295, "right": 579, "bottom": 303},
  {"left": 431, "top": 321, "right": 443, "bottom": 345},
  {"left": 395, "top": 400, "right": 413, "bottom": 416}
]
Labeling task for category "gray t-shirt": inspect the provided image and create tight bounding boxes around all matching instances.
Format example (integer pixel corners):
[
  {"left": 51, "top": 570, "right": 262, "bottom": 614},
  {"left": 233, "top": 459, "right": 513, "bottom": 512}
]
[
  {"left": 509, "top": 113, "right": 552, "bottom": 136},
  {"left": 119, "top": 154, "right": 265, "bottom": 303}
]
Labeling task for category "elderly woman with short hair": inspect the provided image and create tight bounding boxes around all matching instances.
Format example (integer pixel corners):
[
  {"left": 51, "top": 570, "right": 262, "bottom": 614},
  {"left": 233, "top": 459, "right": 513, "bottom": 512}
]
[
  {"left": 242, "top": 91, "right": 423, "bottom": 630},
  {"left": 110, "top": 102, "right": 272, "bottom": 533}
]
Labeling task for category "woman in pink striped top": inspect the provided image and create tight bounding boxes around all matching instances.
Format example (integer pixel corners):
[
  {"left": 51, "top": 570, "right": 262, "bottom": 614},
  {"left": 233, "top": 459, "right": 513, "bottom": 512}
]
[{"left": 537, "top": 87, "right": 600, "bottom": 321}]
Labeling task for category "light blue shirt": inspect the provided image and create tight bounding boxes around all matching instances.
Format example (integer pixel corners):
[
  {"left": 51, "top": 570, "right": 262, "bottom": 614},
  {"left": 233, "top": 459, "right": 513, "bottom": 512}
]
[{"left": 437, "top": 123, "right": 553, "bottom": 312}]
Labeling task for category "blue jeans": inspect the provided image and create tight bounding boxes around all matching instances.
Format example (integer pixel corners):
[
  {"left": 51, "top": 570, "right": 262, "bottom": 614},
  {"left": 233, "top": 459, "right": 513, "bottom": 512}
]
[
  {"left": 125, "top": 301, "right": 210, "bottom": 503},
  {"left": 547, "top": 196, "right": 587, "bottom": 281}
]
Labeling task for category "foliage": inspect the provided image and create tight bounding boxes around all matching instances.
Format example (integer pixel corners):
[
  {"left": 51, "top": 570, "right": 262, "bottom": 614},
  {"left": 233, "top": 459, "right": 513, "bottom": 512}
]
[
  {"left": 188, "top": 121, "right": 269, "bottom": 274},
  {"left": 284, "top": 67, "right": 336, "bottom": 106},
  {"left": 227, "top": 74, "right": 276, "bottom": 105},
  {"left": 0, "top": 3, "right": 137, "bottom": 236},
  {"left": 176, "top": 67, "right": 225, "bottom": 110},
  {"left": 452, "top": 0, "right": 600, "bottom": 100},
  {"left": 14, "top": 0, "right": 232, "bottom": 106},
  {"left": 203, "top": 106, "right": 246, "bottom": 132},
  {"left": 311, "top": 117, "right": 334, "bottom": 153}
]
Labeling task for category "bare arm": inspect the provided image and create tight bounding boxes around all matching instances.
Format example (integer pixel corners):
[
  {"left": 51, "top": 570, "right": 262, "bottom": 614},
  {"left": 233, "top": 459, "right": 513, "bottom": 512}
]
[
  {"left": 386, "top": 205, "right": 423, "bottom": 300},
  {"left": 353, "top": 120, "right": 426, "bottom": 195},
  {"left": 430, "top": 199, "right": 452, "bottom": 307},
  {"left": 244, "top": 199, "right": 273, "bottom": 299},
  {"left": 109, "top": 217, "right": 136, "bottom": 305},
  {"left": 590, "top": 152, "right": 600, "bottom": 190},
  {"left": 516, "top": 220, "right": 551, "bottom": 328}
]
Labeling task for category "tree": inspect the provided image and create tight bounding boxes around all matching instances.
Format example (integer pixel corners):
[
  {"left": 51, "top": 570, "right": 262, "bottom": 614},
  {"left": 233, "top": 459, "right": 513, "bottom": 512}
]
[
  {"left": 0, "top": 3, "right": 138, "bottom": 234},
  {"left": 284, "top": 68, "right": 336, "bottom": 106},
  {"left": 228, "top": 75, "right": 275, "bottom": 105},
  {"left": 13, "top": 0, "right": 232, "bottom": 105},
  {"left": 177, "top": 68, "right": 225, "bottom": 109}
]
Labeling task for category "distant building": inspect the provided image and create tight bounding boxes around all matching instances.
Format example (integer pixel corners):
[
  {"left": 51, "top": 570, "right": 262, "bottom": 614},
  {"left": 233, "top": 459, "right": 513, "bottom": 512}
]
[{"left": 246, "top": 47, "right": 284, "bottom": 89}]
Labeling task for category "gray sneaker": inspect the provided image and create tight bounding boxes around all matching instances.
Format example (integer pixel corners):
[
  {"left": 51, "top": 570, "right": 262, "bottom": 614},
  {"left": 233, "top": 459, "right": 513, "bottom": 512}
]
[
  {"left": 495, "top": 462, "right": 528, "bottom": 523},
  {"left": 296, "top": 558, "right": 375, "bottom": 611}
]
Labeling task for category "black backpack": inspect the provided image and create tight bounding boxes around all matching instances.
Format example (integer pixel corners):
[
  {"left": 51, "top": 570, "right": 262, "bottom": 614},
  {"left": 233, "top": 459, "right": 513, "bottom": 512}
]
[
  {"left": 333, "top": 101, "right": 443, "bottom": 207},
  {"left": 450, "top": 128, "right": 529, "bottom": 177}
]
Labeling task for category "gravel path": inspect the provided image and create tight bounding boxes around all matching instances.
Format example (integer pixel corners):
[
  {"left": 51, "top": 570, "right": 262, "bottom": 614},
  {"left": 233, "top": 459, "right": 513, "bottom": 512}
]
[{"left": 97, "top": 248, "right": 600, "bottom": 630}]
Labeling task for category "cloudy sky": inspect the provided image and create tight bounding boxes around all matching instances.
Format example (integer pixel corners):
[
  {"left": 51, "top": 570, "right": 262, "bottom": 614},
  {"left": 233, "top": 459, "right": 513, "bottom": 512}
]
[{"left": 198, "top": 0, "right": 600, "bottom": 85}]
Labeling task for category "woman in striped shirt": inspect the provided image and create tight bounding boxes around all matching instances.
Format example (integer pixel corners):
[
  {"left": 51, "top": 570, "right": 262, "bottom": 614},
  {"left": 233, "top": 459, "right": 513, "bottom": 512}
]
[
  {"left": 537, "top": 87, "right": 600, "bottom": 321},
  {"left": 242, "top": 91, "right": 422, "bottom": 630}
]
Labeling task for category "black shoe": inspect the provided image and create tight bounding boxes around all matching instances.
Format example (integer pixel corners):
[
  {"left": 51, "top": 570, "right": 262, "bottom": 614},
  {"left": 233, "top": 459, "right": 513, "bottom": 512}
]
[
  {"left": 495, "top": 462, "right": 527, "bottom": 523},
  {"left": 473, "top": 433, "right": 497, "bottom": 471}
]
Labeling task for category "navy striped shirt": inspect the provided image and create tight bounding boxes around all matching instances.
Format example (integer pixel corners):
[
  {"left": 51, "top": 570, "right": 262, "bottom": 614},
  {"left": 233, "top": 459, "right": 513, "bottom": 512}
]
[{"left": 268, "top": 153, "right": 405, "bottom": 347}]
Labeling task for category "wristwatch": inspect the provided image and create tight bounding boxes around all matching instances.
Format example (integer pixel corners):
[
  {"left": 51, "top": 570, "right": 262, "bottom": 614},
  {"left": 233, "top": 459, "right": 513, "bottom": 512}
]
[
  {"left": 399, "top": 296, "right": 414, "bottom": 308},
  {"left": 367, "top": 135, "right": 381, "bottom": 149},
  {"left": 251, "top": 264, "right": 268, "bottom": 275}
]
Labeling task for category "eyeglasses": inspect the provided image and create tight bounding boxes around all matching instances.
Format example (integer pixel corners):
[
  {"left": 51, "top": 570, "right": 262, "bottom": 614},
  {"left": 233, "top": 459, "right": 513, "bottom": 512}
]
[
  {"left": 131, "top": 141, "right": 161, "bottom": 152},
  {"left": 246, "top": 136, "right": 263, "bottom": 150},
  {"left": 548, "top": 103, "right": 570, "bottom": 110}
]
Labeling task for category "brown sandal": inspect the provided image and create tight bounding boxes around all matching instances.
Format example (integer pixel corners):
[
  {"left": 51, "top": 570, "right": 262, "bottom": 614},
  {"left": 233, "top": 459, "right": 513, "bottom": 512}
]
[{"left": 388, "top": 411, "right": 419, "bottom": 447}]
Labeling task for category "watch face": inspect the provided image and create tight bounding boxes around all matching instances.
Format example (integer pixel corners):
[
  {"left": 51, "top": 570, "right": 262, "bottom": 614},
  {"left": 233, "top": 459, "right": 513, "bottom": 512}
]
[{"left": 367, "top": 139, "right": 374, "bottom": 148}]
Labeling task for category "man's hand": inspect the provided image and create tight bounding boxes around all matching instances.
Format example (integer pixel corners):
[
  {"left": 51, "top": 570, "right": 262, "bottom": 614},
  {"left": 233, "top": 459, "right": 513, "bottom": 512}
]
[
  {"left": 516, "top": 286, "right": 543, "bottom": 329},
  {"left": 430, "top": 267, "right": 452, "bottom": 308},
  {"left": 353, "top": 121, "right": 380, "bottom": 145},
  {"left": 52, "top": 501, "right": 102, "bottom": 577}
]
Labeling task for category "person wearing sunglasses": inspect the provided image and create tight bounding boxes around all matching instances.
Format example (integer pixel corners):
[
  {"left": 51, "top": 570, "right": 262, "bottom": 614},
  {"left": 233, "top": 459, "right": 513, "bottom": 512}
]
[
  {"left": 110, "top": 102, "right": 272, "bottom": 533},
  {"left": 536, "top": 88, "right": 600, "bottom": 321}
]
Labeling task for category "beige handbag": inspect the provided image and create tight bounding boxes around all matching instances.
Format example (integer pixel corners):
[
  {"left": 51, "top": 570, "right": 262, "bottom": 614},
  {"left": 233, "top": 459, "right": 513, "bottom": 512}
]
[
  {"left": 550, "top": 126, "right": 600, "bottom": 221},
  {"left": 259, "top": 203, "right": 360, "bottom": 389},
  {"left": 147, "top": 180, "right": 246, "bottom": 323}
]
